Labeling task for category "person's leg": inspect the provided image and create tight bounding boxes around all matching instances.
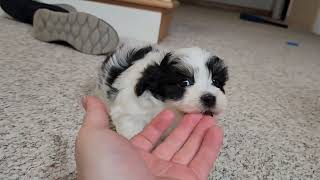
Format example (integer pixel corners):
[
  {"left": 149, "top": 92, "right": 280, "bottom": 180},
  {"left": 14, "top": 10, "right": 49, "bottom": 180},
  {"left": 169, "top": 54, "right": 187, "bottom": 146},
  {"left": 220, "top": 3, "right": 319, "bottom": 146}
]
[
  {"left": 0, "top": 0, "right": 69, "bottom": 24},
  {"left": 0, "top": 0, "right": 119, "bottom": 55}
]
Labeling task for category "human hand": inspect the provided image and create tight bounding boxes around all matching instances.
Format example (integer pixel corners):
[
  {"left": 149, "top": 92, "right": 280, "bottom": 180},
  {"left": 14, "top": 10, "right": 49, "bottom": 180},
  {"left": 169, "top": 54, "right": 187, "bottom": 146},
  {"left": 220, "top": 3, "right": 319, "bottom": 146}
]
[{"left": 75, "top": 96, "right": 223, "bottom": 180}]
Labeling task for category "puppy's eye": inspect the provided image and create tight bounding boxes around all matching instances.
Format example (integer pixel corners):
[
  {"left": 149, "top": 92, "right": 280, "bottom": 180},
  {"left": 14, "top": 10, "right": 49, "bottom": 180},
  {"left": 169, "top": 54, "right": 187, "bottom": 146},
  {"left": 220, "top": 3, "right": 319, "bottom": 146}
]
[
  {"left": 179, "top": 80, "right": 193, "bottom": 87},
  {"left": 212, "top": 79, "right": 219, "bottom": 86}
]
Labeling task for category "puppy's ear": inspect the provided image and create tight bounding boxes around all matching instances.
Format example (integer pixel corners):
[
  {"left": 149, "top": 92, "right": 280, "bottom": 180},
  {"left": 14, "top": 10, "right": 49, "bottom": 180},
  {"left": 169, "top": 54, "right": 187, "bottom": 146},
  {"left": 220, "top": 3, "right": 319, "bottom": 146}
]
[
  {"left": 135, "top": 64, "right": 162, "bottom": 96},
  {"left": 135, "top": 53, "right": 172, "bottom": 96},
  {"left": 159, "top": 53, "right": 175, "bottom": 67}
]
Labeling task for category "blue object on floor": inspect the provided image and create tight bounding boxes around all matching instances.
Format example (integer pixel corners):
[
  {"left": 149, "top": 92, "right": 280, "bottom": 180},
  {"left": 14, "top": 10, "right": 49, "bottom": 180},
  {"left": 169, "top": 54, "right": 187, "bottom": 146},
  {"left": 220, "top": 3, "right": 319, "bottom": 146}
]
[
  {"left": 286, "top": 41, "right": 299, "bottom": 47},
  {"left": 240, "top": 13, "right": 288, "bottom": 28}
]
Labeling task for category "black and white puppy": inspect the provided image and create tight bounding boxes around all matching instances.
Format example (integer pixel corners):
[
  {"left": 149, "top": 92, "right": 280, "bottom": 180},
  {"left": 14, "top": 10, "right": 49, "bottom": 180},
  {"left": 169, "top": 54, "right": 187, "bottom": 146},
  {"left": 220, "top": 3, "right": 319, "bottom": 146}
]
[{"left": 96, "top": 44, "right": 228, "bottom": 139}]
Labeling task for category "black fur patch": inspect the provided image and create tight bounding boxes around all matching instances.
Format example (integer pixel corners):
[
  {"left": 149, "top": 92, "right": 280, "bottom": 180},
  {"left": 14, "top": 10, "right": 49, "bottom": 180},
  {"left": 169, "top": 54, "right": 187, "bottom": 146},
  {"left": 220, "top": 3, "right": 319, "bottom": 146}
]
[
  {"left": 106, "top": 46, "right": 153, "bottom": 86},
  {"left": 107, "top": 86, "right": 119, "bottom": 99},
  {"left": 206, "top": 56, "right": 229, "bottom": 93},
  {"left": 135, "top": 53, "right": 194, "bottom": 101},
  {"left": 102, "top": 46, "right": 153, "bottom": 99}
]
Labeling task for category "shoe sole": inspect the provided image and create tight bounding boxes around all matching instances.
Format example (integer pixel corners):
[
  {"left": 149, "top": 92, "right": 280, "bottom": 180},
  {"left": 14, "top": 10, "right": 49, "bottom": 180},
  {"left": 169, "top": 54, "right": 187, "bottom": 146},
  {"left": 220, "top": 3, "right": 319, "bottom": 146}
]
[{"left": 33, "top": 9, "right": 119, "bottom": 55}]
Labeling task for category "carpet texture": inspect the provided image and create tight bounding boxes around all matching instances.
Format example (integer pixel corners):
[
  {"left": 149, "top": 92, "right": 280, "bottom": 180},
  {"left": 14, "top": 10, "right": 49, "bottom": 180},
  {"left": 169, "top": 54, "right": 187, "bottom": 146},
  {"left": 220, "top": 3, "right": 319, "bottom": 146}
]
[{"left": 1, "top": 5, "right": 320, "bottom": 180}]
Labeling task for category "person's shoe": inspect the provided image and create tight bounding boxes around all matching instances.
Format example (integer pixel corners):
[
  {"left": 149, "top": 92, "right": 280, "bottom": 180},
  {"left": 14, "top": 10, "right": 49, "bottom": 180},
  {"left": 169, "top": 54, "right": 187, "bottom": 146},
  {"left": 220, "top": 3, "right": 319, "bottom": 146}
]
[{"left": 33, "top": 9, "right": 119, "bottom": 55}]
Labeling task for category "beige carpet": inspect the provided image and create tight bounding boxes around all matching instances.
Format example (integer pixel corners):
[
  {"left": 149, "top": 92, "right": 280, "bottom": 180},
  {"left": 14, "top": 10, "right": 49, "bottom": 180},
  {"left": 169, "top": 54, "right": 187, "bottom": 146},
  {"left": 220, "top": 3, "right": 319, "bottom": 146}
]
[{"left": 1, "top": 4, "right": 320, "bottom": 180}]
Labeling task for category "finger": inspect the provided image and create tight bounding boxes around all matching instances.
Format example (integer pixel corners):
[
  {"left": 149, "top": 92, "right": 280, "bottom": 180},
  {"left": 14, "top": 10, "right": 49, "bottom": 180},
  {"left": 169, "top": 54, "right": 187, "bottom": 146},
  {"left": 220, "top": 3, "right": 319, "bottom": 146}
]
[
  {"left": 172, "top": 116, "right": 216, "bottom": 165},
  {"left": 130, "top": 110, "right": 175, "bottom": 151},
  {"left": 189, "top": 126, "right": 223, "bottom": 180},
  {"left": 82, "top": 96, "right": 109, "bottom": 129},
  {"left": 152, "top": 114, "right": 203, "bottom": 161}
]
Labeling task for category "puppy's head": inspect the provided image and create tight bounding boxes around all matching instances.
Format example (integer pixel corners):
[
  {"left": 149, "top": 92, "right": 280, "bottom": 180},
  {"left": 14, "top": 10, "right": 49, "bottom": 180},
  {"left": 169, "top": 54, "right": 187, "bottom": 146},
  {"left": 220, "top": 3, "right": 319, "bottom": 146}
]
[{"left": 135, "top": 47, "right": 228, "bottom": 116}]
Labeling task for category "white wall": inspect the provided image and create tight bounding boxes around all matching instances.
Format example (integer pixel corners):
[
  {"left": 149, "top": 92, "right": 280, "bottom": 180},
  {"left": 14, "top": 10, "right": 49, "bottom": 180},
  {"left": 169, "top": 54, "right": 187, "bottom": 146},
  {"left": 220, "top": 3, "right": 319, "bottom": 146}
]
[{"left": 208, "top": 0, "right": 274, "bottom": 10}]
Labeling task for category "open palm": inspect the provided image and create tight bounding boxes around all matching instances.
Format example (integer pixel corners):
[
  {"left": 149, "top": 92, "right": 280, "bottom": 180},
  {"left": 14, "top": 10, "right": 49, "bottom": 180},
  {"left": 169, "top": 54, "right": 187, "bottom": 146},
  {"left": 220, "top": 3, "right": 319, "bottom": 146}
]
[
  {"left": 131, "top": 111, "right": 223, "bottom": 180},
  {"left": 76, "top": 96, "right": 223, "bottom": 180}
]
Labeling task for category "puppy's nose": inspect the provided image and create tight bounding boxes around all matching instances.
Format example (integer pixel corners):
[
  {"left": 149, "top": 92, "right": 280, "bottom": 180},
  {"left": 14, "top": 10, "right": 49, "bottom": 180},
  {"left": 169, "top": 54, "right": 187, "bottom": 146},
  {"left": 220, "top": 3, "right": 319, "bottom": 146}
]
[{"left": 201, "top": 94, "right": 216, "bottom": 107}]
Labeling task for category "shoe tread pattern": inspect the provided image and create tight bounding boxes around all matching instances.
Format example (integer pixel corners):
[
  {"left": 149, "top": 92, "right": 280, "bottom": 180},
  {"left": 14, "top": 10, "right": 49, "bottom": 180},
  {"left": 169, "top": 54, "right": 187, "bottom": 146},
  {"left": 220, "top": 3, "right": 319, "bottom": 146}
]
[{"left": 33, "top": 9, "right": 119, "bottom": 55}]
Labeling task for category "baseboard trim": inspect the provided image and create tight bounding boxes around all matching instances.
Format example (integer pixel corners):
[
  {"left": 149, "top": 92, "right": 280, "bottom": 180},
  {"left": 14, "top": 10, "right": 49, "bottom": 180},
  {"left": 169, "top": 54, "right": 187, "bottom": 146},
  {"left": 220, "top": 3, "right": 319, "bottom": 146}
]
[
  {"left": 181, "top": 0, "right": 272, "bottom": 17},
  {"left": 99, "top": 0, "right": 178, "bottom": 9},
  {"left": 91, "top": 0, "right": 171, "bottom": 12}
]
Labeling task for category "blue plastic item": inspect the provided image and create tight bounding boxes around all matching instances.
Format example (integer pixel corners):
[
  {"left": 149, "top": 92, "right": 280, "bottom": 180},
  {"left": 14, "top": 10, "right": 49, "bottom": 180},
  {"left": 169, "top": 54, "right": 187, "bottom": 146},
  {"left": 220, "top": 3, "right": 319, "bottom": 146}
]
[{"left": 286, "top": 41, "right": 299, "bottom": 47}]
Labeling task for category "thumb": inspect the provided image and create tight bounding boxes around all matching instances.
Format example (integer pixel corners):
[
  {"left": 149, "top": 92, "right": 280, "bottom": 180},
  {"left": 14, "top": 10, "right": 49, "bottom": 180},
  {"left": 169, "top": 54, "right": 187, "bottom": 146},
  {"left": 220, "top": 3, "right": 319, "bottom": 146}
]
[{"left": 82, "top": 96, "right": 109, "bottom": 129}]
